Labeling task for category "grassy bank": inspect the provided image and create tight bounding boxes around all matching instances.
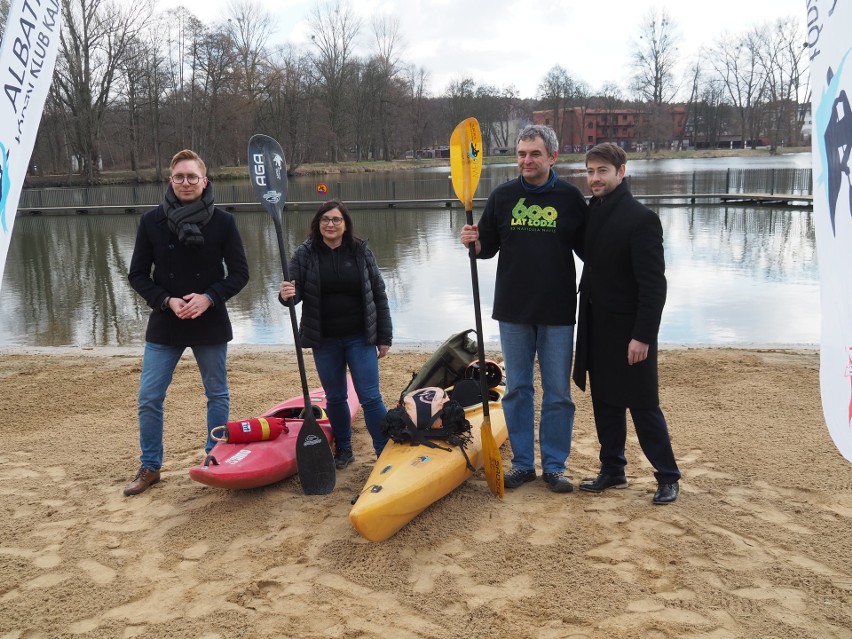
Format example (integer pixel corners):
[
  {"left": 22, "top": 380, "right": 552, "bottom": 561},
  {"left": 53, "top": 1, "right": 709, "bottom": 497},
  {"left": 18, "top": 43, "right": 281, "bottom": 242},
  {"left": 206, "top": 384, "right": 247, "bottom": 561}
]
[{"left": 23, "top": 147, "right": 811, "bottom": 188}]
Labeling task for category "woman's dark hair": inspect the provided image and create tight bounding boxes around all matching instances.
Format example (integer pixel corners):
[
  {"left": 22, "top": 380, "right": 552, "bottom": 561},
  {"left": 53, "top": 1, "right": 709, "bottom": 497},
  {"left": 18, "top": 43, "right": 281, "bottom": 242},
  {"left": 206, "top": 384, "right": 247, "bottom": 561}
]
[{"left": 308, "top": 200, "right": 358, "bottom": 250}]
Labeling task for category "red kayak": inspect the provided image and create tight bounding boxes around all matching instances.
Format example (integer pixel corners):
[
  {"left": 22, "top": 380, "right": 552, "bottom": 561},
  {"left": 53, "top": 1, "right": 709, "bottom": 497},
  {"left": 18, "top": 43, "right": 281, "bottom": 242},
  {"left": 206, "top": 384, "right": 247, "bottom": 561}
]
[{"left": 189, "top": 375, "right": 359, "bottom": 489}]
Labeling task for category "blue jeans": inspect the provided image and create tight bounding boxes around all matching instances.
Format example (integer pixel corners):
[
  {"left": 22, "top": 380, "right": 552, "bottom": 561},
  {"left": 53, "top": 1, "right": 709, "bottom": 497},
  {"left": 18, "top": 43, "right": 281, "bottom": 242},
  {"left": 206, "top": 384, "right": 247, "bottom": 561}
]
[
  {"left": 499, "top": 322, "right": 576, "bottom": 474},
  {"left": 312, "top": 335, "right": 388, "bottom": 456},
  {"left": 138, "top": 341, "right": 230, "bottom": 470}
]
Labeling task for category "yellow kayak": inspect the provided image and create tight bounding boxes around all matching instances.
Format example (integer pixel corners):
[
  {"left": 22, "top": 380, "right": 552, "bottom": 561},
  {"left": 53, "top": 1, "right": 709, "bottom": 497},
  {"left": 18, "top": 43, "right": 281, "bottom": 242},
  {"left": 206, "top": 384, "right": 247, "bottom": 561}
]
[{"left": 349, "top": 385, "right": 507, "bottom": 542}]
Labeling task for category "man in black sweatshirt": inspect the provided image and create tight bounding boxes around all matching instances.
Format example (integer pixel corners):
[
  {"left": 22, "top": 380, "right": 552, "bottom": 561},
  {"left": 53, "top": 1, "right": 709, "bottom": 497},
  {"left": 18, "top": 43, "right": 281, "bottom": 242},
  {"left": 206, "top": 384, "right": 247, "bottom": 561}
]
[{"left": 460, "top": 124, "right": 587, "bottom": 493}]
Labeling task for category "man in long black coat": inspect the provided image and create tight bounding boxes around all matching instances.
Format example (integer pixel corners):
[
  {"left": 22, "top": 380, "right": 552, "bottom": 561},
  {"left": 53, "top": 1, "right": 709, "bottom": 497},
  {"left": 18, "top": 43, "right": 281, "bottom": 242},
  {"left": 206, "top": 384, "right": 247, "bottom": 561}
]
[{"left": 573, "top": 143, "right": 680, "bottom": 504}]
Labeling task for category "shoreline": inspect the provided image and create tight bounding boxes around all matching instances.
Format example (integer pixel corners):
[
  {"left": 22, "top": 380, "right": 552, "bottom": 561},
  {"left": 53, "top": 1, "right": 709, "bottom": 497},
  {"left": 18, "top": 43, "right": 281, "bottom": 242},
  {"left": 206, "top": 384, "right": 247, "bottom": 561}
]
[
  {"left": 0, "top": 342, "right": 822, "bottom": 359},
  {"left": 21, "top": 148, "right": 812, "bottom": 188}
]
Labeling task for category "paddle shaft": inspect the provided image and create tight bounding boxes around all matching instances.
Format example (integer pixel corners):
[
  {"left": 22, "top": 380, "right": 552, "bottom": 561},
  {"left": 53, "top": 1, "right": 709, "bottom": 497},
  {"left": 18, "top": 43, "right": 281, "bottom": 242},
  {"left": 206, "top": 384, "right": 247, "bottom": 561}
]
[
  {"left": 270, "top": 212, "right": 313, "bottom": 409},
  {"left": 465, "top": 209, "right": 490, "bottom": 421}
]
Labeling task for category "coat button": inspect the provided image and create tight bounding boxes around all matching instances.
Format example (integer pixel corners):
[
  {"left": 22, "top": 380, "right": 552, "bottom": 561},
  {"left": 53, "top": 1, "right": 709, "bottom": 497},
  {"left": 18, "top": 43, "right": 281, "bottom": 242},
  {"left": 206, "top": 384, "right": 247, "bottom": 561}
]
[
  {"left": 168, "top": 243, "right": 174, "bottom": 249},
  {"left": 169, "top": 273, "right": 175, "bottom": 278},
  {"left": 195, "top": 273, "right": 201, "bottom": 279}
]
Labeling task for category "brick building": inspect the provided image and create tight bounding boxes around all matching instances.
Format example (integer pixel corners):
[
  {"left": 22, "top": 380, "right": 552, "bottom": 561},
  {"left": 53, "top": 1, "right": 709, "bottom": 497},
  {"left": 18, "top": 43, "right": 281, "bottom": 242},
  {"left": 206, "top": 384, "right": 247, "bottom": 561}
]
[{"left": 533, "top": 106, "right": 688, "bottom": 152}]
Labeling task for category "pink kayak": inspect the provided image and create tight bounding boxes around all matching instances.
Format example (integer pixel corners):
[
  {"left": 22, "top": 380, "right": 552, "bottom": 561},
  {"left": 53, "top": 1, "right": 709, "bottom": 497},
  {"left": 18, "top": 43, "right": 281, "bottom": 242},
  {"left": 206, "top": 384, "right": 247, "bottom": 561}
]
[{"left": 189, "top": 375, "right": 359, "bottom": 489}]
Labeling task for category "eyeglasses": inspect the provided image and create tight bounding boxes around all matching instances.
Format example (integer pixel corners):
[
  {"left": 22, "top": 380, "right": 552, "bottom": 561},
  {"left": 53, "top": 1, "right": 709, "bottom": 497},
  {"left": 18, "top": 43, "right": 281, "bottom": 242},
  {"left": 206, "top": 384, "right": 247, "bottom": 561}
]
[
  {"left": 320, "top": 216, "right": 344, "bottom": 226},
  {"left": 170, "top": 174, "right": 203, "bottom": 185}
]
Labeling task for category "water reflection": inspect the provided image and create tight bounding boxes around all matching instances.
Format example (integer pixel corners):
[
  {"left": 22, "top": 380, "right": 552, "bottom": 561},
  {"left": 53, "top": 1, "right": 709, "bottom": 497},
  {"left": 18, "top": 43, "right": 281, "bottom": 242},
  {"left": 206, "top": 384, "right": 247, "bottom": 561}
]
[
  {"left": 0, "top": 203, "right": 818, "bottom": 347},
  {"left": 661, "top": 206, "right": 817, "bottom": 344}
]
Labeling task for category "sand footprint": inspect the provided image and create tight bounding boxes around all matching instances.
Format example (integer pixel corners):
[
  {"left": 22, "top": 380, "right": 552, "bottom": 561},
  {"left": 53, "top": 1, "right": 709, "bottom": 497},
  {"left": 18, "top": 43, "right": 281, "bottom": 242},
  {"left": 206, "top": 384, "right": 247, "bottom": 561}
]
[
  {"left": 78, "top": 558, "right": 117, "bottom": 585},
  {"left": 526, "top": 499, "right": 579, "bottom": 546},
  {"left": 32, "top": 543, "right": 63, "bottom": 568},
  {"left": 43, "top": 465, "right": 67, "bottom": 482},
  {"left": 732, "top": 580, "right": 806, "bottom": 612},
  {"left": 678, "top": 447, "right": 734, "bottom": 483},
  {"left": 585, "top": 515, "right": 689, "bottom": 587},
  {"left": 596, "top": 601, "right": 714, "bottom": 634},
  {"left": 694, "top": 522, "right": 777, "bottom": 571},
  {"left": 234, "top": 568, "right": 448, "bottom": 637},
  {"left": 722, "top": 490, "right": 814, "bottom": 535},
  {"left": 182, "top": 541, "right": 210, "bottom": 561},
  {"left": 408, "top": 555, "right": 466, "bottom": 593}
]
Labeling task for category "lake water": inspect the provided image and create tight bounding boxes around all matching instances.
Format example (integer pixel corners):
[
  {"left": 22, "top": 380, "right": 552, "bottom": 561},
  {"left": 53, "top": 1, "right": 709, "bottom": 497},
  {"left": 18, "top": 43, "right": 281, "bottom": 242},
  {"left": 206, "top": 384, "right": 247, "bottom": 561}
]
[{"left": 0, "top": 194, "right": 818, "bottom": 347}]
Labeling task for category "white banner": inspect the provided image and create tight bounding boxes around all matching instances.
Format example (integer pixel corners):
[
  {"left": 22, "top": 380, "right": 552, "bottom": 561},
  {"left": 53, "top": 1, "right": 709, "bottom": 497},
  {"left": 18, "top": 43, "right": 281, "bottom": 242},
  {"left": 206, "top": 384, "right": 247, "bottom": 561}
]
[
  {"left": 809, "top": 0, "right": 852, "bottom": 461},
  {"left": 0, "top": 0, "right": 61, "bottom": 292}
]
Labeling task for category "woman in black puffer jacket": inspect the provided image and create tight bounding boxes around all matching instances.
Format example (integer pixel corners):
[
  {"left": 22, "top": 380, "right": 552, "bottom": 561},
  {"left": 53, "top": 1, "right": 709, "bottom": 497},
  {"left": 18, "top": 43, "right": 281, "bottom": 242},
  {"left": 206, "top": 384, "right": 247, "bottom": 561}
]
[{"left": 279, "top": 201, "right": 392, "bottom": 469}]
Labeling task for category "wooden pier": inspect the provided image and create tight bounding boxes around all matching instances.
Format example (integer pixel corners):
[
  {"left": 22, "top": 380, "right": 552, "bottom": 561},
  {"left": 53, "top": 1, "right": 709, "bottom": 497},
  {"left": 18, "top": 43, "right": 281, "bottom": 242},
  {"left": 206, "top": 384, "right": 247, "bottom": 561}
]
[
  {"left": 640, "top": 192, "right": 813, "bottom": 207},
  {"left": 15, "top": 192, "right": 813, "bottom": 216}
]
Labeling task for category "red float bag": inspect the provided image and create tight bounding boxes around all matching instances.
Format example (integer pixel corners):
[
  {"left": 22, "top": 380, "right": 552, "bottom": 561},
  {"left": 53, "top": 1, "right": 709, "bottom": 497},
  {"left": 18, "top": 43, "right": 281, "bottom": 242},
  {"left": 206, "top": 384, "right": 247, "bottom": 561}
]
[{"left": 210, "top": 417, "right": 286, "bottom": 443}]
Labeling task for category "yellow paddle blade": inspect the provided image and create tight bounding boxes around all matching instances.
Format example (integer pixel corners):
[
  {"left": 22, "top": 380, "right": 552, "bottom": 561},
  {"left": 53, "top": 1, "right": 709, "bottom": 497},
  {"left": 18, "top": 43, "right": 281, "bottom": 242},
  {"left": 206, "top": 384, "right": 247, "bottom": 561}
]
[
  {"left": 449, "top": 117, "right": 483, "bottom": 210},
  {"left": 480, "top": 416, "right": 504, "bottom": 497}
]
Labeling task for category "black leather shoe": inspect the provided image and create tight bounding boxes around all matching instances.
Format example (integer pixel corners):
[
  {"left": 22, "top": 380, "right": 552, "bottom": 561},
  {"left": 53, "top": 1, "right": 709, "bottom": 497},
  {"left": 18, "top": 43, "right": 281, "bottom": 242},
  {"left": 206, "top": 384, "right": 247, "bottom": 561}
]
[
  {"left": 579, "top": 473, "right": 628, "bottom": 493},
  {"left": 653, "top": 482, "right": 679, "bottom": 504}
]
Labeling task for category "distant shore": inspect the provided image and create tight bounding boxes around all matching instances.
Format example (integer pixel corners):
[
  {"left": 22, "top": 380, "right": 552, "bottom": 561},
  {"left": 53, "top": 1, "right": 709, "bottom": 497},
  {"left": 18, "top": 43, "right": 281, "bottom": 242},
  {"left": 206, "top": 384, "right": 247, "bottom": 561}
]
[{"left": 22, "top": 147, "right": 812, "bottom": 188}]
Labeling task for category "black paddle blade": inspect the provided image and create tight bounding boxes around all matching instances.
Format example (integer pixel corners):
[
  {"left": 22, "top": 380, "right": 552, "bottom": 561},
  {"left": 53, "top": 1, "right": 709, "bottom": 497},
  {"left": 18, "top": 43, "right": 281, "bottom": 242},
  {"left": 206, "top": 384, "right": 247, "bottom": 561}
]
[
  {"left": 296, "top": 410, "right": 336, "bottom": 495},
  {"left": 247, "top": 134, "right": 289, "bottom": 223}
]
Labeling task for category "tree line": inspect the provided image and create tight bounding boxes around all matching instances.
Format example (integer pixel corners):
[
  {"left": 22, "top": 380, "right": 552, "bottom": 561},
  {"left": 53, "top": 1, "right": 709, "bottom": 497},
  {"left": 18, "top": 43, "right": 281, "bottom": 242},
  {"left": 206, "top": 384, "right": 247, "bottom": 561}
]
[{"left": 0, "top": 1, "right": 808, "bottom": 184}]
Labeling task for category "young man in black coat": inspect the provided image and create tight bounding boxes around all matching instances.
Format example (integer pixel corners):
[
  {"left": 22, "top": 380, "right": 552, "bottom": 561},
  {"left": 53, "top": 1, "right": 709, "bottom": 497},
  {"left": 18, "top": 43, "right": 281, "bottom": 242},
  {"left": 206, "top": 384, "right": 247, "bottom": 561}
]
[
  {"left": 573, "top": 143, "right": 680, "bottom": 504},
  {"left": 124, "top": 149, "right": 249, "bottom": 496}
]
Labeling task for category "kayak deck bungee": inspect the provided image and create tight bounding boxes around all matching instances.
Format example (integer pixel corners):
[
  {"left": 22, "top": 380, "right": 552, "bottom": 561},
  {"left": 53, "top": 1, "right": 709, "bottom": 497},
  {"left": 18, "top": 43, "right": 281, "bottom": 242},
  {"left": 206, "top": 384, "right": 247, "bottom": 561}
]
[
  {"left": 189, "top": 375, "right": 359, "bottom": 490},
  {"left": 349, "top": 383, "right": 507, "bottom": 542}
]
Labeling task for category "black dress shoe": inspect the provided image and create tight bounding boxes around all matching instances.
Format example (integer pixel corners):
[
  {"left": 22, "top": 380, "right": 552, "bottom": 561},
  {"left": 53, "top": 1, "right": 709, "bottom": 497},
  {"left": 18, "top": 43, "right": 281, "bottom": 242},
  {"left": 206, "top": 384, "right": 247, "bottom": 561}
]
[
  {"left": 653, "top": 482, "right": 679, "bottom": 504},
  {"left": 579, "top": 473, "right": 628, "bottom": 493}
]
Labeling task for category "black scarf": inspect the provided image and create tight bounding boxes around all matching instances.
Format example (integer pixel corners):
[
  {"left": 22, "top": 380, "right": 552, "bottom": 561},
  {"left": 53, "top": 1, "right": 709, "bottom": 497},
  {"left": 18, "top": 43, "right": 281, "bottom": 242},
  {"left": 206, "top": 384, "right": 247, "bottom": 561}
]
[{"left": 163, "top": 182, "right": 215, "bottom": 247}]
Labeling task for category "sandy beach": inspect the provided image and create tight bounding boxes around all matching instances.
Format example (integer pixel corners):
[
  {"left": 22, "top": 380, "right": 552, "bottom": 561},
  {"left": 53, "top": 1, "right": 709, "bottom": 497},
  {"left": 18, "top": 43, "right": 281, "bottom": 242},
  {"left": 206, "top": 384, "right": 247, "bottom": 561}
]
[{"left": 0, "top": 345, "right": 850, "bottom": 638}]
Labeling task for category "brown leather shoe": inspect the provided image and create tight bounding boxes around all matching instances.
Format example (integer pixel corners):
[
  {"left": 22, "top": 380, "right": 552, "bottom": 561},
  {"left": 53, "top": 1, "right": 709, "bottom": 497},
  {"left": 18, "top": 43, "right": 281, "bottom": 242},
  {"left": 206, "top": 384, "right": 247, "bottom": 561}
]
[{"left": 123, "top": 466, "right": 161, "bottom": 496}]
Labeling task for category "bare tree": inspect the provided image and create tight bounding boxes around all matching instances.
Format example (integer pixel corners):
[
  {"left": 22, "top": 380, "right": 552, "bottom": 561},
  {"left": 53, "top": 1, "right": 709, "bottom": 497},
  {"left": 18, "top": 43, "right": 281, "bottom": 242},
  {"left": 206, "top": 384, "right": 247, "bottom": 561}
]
[
  {"left": 489, "top": 86, "right": 522, "bottom": 151},
  {"left": 308, "top": 0, "right": 362, "bottom": 162},
  {"left": 631, "top": 7, "right": 680, "bottom": 106},
  {"left": 116, "top": 36, "right": 147, "bottom": 179},
  {"left": 225, "top": 0, "right": 274, "bottom": 150},
  {"left": 369, "top": 14, "right": 404, "bottom": 160},
  {"left": 474, "top": 84, "right": 504, "bottom": 155},
  {"left": 444, "top": 76, "right": 476, "bottom": 132},
  {"left": 630, "top": 7, "right": 680, "bottom": 151},
  {"left": 130, "top": 16, "right": 173, "bottom": 180},
  {"left": 537, "top": 65, "right": 576, "bottom": 147},
  {"left": 259, "top": 44, "right": 317, "bottom": 171},
  {"left": 162, "top": 11, "right": 206, "bottom": 150},
  {"left": 693, "top": 76, "right": 730, "bottom": 149},
  {"left": 754, "top": 16, "right": 808, "bottom": 152},
  {"left": 146, "top": 38, "right": 171, "bottom": 178},
  {"left": 679, "top": 60, "right": 703, "bottom": 150},
  {"left": 350, "top": 58, "right": 380, "bottom": 160},
  {"left": 53, "top": 0, "right": 152, "bottom": 182},
  {"left": 570, "top": 80, "right": 592, "bottom": 152},
  {"left": 193, "top": 25, "right": 240, "bottom": 165},
  {"left": 709, "top": 29, "right": 767, "bottom": 148},
  {"left": 403, "top": 64, "right": 431, "bottom": 153}
]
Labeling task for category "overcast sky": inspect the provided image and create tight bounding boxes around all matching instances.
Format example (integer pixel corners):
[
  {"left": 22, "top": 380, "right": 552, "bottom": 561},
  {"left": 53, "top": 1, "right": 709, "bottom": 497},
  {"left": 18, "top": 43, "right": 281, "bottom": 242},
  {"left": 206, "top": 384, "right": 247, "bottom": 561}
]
[{"left": 164, "top": 0, "right": 809, "bottom": 99}]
